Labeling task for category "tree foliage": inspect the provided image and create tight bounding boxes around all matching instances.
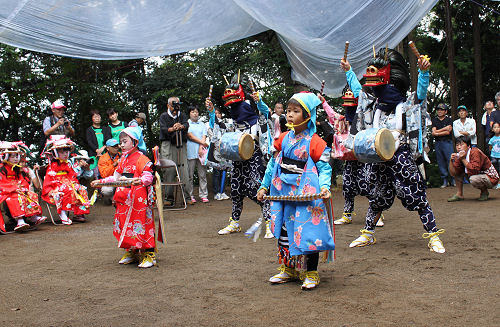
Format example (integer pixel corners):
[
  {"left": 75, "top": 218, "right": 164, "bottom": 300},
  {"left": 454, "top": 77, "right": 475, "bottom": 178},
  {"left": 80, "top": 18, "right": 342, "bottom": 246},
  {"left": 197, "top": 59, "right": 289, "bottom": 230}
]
[{"left": 0, "top": 3, "right": 498, "bottom": 163}]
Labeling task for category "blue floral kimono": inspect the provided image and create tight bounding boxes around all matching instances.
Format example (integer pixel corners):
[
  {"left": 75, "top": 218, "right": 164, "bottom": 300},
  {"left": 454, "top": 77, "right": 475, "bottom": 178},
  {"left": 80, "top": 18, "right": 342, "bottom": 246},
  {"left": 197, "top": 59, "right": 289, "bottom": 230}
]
[{"left": 268, "top": 130, "right": 335, "bottom": 257}]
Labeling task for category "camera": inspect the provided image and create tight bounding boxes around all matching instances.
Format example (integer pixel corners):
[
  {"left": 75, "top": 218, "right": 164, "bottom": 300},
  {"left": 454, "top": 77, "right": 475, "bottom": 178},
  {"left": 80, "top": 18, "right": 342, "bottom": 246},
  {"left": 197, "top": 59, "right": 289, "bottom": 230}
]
[{"left": 171, "top": 101, "right": 181, "bottom": 110}]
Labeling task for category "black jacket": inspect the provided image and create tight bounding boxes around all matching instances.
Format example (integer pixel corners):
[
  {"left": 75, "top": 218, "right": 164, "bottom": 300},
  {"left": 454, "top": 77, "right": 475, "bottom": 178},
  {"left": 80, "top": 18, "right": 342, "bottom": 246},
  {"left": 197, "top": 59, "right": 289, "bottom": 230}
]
[
  {"left": 86, "top": 126, "right": 112, "bottom": 157},
  {"left": 159, "top": 111, "right": 189, "bottom": 145}
]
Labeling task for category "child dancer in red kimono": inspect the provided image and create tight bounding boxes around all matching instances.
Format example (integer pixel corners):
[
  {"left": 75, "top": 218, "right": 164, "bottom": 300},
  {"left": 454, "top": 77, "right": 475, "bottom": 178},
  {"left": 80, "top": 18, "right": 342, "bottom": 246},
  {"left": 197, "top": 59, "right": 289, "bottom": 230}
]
[
  {"left": 42, "top": 136, "right": 91, "bottom": 225},
  {"left": 91, "top": 127, "right": 157, "bottom": 268},
  {"left": 0, "top": 141, "right": 46, "bottom": 232}
]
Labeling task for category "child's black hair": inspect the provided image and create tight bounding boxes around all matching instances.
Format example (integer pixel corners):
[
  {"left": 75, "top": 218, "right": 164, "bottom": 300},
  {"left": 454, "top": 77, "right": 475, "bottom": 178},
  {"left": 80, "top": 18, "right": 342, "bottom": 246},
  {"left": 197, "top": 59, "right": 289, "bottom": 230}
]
[
  {"left": 455, "top": 135, "right": 472, "bottom": 147},
  {"left": 188, "top": 105, "right": 199, "bottom": 113},
  {"left": 106, "top": 108, "right": 117, "bottom": 116},
  {"left": 489, "top": 121, "right": 500, "bottom": 138},
  {"left": 287, "top": 98, "right": 310, "bottom": 120},
  {"left": 0, "top": 157, "right": 29, "bottom": 180}
]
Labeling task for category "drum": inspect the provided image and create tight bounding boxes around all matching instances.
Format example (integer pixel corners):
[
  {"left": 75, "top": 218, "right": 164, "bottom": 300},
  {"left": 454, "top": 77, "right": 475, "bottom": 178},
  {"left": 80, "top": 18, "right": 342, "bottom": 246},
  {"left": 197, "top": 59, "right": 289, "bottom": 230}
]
[
  {"left": 353, "top": 128, "right": 395, "bottom": 163},
  {"left": 219, "top": 132, "right": 255, "bottom": 161}
]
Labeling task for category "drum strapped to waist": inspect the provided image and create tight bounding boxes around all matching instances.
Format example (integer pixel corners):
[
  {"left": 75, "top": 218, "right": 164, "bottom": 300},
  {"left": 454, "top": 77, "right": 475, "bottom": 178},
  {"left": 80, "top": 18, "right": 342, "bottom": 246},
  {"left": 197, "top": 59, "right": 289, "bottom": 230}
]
[
  {"left": 219, "top": 131, "right": 255, "bottom": 161},
  {"left": 353, "top": 128, "right": 396, "bottom": 163}
]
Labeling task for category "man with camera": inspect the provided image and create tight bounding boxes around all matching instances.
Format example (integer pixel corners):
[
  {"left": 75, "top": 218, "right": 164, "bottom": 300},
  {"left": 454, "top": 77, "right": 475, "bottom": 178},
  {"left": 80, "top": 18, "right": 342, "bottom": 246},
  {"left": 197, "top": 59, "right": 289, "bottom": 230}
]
[
  {"left": 43, "top": 100, "right": 75, "bottom": 139},
  {"left": 159, "top": 97, "right": 192, "bottom": 206},
  {"left": 71, "top": 150, "right": 95, "bottom": 181}
]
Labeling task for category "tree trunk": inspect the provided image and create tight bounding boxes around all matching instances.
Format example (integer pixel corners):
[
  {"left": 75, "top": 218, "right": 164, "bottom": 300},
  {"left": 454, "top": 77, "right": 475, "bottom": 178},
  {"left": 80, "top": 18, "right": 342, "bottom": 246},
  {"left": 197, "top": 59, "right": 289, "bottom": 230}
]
[
  {"left": 472, "top": 4, "right": 484, "bottom": 150},
  {"left": 140, "top": 59, "right": 154, "bottom": 150},
  {"left": 444, "top": 0, "right": 458, "bottom": 120},
  {"left": 7, "top": 95, "right": 20, "bottom": 140}
]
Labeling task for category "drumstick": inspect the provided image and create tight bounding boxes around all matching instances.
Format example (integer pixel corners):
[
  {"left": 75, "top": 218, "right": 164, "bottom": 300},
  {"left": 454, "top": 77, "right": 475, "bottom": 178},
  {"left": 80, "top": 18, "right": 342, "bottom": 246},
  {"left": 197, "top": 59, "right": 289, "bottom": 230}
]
[
  {"left": 408, "top": 41, "right": 421, "bottom": 58},
  {"left": 223, "top": 75, "right": 230, "bottom": 85},
  {"left": 249, "top": 79, "right": 256, "bottom": 94},
  {"left": 93, "top": 180, "right": 134, "bottom": 188},
  {"left": 208, "top": 84, "right": 213, "bottom": 100},
  {"left": 263, "top": 193, "right": 323, "bottom": 202},
  {"left": 320, "top": 80, "right": 325, "bottom": 96},
  {"left": 372, "top": 45, "right": 376, "bottom": 58},
  {"left": 343, "top": 41, "right": 349, "bottom": 61}
]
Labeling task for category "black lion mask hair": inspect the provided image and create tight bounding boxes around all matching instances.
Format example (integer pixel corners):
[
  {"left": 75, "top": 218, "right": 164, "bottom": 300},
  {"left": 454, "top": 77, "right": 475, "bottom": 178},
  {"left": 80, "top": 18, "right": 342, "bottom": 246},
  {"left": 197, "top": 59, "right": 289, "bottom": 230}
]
[{"left": 367, "top": 48, "right": 410, "bottom": 96}]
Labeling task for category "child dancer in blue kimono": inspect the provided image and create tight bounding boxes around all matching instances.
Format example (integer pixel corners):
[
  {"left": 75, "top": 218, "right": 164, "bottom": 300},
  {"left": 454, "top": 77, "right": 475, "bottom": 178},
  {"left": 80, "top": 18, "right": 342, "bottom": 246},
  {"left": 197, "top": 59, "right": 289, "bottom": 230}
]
[{"left": 257, "top": 92, "right": 335, "bottom": 290}]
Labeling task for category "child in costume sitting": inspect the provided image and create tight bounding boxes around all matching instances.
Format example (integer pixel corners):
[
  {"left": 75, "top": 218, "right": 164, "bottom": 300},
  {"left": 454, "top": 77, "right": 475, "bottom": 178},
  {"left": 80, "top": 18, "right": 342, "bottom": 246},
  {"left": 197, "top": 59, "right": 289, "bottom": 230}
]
[
  {"left": 0, "top": 141, "right": 46, "bottom": 232},
  {"left": 42, "top": 136, "right": 91, "bottom": 225},
  {"left": 257, "top": 92, "right": 335, "bottom": 290},
  {"left": 91, "top": 127, "right": 157, "bottom": 268}
]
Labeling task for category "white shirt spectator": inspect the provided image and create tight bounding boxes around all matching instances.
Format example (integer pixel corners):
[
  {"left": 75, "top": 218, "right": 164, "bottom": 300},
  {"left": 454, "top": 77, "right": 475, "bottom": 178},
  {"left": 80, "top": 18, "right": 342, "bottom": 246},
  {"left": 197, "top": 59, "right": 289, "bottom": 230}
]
[{"left": 453, "top": 117, "right": 477, "bottom": 145}]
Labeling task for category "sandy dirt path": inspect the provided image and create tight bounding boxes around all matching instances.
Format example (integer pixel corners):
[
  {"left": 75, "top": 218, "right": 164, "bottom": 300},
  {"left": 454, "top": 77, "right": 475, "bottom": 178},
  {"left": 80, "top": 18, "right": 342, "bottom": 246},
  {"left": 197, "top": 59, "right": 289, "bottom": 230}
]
[{"left": 1, "top": 185, "right": 499, "bottom": 326}]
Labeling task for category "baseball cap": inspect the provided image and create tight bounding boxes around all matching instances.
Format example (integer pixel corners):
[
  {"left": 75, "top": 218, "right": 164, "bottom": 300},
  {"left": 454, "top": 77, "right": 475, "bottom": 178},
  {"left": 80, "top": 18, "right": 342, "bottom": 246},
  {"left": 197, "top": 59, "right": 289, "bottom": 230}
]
[
  {"left": 457, "top": 105, "right": 467, "bottom": 112},
  {"left": 51, "top": 100, "right": 66, "bottom": 110},
  {"left": 436, "top": 103, "right": 448, "bottom": 111},
  {"left": 136, "top": 112, "right": 146, "bottom": 120},
  {"left": 106, "top": 139, "right": 119, "bottom": 147}
]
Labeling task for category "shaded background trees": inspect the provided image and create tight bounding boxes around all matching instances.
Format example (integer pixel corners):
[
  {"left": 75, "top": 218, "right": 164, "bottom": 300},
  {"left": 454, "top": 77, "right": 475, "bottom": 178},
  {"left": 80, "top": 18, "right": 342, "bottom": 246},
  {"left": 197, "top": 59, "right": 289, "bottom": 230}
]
[{"left": 0, "top": 0, "right": 498, "bottom": 160}]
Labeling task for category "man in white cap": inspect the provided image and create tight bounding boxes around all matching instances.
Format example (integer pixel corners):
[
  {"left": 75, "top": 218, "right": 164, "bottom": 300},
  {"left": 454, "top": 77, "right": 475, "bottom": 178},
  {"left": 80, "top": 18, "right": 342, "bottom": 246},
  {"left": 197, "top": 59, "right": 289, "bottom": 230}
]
[
  {"left": 43, "top": 100, "right": 75, "bottom": 138},
  {"left": 70, "top": 149, "right": 94, "bottom": 181}
]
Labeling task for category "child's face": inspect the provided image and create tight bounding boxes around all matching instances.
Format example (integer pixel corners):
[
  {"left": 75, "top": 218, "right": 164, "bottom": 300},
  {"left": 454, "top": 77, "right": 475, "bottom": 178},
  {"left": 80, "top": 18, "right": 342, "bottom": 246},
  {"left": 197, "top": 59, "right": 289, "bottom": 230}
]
[
  {"left": 189, "top": 109, "right": 199, "bottom": 122},
  {"left": 57, "top": 148, "right": 71, "bottom": 161},
  {"left": 455, "top": 141, "right": 469, "bottom": 153},
  {"left": 120, "top": 135, "right": 135, "bottom": 152},
  {"left": 108, "top": 112, "right": 118, "bottom": 122},
  {"left": 7, "top": 153, "right": 20, "bottom": 164},
  {"left": 493, "top": 123, "right": 500, "bottom": 135},
  {"left": 215, "top": 110, "right": 222, "bottom": 119},
  {"left": 286, "top": 103, "right": 306, "bottom": 126}
]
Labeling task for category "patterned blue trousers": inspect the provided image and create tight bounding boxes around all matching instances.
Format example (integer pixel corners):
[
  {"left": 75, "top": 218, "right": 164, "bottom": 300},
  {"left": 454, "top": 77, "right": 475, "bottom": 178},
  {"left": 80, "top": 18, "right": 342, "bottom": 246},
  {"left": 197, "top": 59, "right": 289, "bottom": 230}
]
[
  {"left": 342, "top": 160, "right": 394, "bottom": 213},
  {"left": 363, "top": 144, "right": 437, "bottom": 232},
  {"left": 230, "top": 149, "right": 270, "bottom": 221}
]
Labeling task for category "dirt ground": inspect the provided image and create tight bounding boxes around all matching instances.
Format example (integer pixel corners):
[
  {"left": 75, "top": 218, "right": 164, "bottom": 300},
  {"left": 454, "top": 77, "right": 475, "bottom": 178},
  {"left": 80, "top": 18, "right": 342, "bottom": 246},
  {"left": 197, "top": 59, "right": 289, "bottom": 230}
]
[{"left": 1, "top": 184, "right": 499, "bottom": 327}]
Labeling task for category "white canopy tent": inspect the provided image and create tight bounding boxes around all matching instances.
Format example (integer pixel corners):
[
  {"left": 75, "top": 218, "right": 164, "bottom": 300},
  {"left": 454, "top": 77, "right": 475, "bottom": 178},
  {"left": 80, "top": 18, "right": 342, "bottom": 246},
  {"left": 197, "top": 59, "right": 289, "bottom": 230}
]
[{"left": 0, "top": 0, "right": 438, "bottom": 96}]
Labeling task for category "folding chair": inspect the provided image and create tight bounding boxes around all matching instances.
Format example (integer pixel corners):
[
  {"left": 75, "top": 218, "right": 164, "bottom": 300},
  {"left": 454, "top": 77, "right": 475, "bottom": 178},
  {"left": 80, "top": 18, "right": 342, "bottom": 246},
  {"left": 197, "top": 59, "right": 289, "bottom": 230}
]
[{"left": 153, "top": 146, "right": 187, "bottom": 211}]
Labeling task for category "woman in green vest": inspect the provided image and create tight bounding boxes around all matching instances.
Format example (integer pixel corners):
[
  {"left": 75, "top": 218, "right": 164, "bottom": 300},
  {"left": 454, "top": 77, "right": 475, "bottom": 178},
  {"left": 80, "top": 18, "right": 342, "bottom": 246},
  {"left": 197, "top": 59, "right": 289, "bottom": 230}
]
[{"left": 86, "top": 109, "right": 111, "bottom": 174}]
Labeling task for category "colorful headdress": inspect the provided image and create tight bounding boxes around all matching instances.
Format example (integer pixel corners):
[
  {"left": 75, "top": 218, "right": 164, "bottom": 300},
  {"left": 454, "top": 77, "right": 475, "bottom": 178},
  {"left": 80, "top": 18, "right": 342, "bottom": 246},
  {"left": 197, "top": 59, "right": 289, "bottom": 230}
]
[
  {"left": 222, "top": 71, "right": 254, "bottom": 107},
  {"left": 341, "top": 85, "right": 358, "bottom": 107},
  {"left": 120, "top": 126, "right": 147, "bottom": 154},
  {"left": 0, "top": 141, "right": 29, "bottom": 162},
  {"left": 288, "top": 92, "right": 321, "bottom": 134},
  {"left": 363, "top": 48, "right": 410, "bottom": 95},
  {"left": 42, "top": 135, "right": 75, "bottom": 159}
]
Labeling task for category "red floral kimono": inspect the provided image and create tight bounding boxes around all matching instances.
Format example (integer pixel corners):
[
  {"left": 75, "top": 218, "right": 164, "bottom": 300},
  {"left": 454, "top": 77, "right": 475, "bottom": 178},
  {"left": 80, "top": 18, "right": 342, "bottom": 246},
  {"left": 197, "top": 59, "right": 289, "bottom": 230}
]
[
  {"left": 42, "top": 160, "right": 90, "bottom": 215},
  {"left": 112, "top": 150, "right": 155, "bottom": 250},
  {"left": 0, "top": 163, "right": 42, "bottom": 232}
]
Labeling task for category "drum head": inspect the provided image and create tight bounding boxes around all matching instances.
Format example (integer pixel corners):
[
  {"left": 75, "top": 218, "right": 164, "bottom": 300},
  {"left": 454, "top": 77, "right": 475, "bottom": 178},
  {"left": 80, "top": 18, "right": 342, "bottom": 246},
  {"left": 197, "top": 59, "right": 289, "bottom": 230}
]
[
  {"left": 375, "top": 128, "right": 396, "bottom": 161},
  {"left": 238, "top": 134, "right": 255, "bottom": 161}
]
